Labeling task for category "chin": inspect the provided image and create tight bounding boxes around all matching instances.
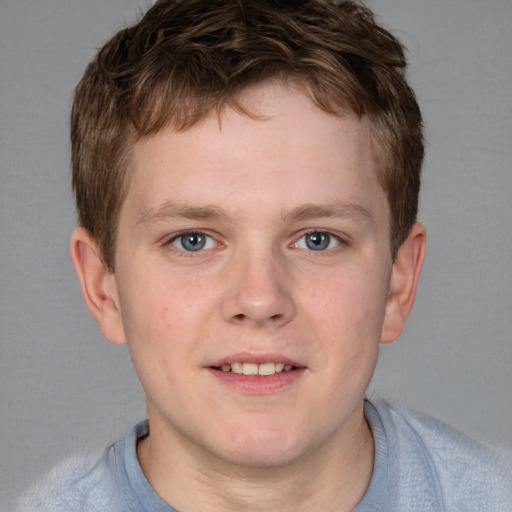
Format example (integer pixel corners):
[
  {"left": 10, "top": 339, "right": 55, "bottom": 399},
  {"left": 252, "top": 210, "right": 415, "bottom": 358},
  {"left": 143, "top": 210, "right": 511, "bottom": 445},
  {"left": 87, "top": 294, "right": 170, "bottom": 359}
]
[
  {"left": 205, "top": 419, "right": 315, "bottom": 469},
  {"left": 216, "top": 443, "right": 302, "bottom": 470}
]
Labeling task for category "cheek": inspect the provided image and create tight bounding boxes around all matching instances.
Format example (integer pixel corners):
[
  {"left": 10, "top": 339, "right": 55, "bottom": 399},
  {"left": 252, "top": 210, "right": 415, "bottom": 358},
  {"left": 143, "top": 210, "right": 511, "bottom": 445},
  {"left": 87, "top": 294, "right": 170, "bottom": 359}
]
[
  {"left": 122, "top": 267, "right": 187, "bottom": 322},
  {"left": 117, "top": 268, "right": 220, "bottom": 359},
  {"left": 117, "top": 277, "right": 195, "bottom": 397},
  {"left": 308, "top": 264, "right": 388, "bottom": 323},
  {"left": 304, "top": 265, "right": 389, "bottom": 361}
]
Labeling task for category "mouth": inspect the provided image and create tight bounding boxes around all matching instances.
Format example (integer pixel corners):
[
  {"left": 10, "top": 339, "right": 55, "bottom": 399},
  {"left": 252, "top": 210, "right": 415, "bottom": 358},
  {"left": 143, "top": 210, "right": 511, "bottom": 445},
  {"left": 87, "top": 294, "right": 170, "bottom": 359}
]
[
  {"left": 212, "top": 362, "right": 296, "bottom": 376},
  {"left": 208, "top": 357, "right": 305, "bottom": 394}
]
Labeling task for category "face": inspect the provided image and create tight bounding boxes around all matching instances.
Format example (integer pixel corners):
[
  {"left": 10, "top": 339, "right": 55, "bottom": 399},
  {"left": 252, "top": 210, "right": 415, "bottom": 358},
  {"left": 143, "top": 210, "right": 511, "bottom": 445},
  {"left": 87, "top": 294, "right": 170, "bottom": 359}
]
[{"left": 111, "top": 84, "right": 396, "bottom": 469}]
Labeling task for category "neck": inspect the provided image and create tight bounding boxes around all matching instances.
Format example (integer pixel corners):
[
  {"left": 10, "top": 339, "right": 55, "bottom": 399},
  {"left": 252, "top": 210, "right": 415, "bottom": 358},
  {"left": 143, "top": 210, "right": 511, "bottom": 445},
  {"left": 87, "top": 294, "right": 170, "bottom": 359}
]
[{"left": 137, "top": 404, "right": 374, "bottom": 512}]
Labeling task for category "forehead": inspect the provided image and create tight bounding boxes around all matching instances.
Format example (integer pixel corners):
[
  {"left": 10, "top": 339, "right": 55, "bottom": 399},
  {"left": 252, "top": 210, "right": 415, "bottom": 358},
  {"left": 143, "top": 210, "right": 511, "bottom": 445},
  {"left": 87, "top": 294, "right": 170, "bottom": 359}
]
[{"left": 123, "top": 82, "right": 386, "bottom": 224}]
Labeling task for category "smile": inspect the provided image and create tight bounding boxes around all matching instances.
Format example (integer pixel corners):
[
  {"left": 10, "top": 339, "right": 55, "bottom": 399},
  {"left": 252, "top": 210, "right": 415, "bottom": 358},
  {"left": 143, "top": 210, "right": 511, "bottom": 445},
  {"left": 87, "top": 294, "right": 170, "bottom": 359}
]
[{"left": 216, "top": 362, "right": 295, "bottom": 376}]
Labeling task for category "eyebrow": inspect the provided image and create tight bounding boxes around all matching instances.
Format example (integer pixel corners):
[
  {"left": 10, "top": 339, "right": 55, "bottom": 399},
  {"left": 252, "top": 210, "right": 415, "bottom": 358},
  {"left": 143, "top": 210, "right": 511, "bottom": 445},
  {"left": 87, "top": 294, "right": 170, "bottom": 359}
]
[
  {"left": 136, "top": 199, "right": 372, "bottom": 226},
  {"left": 283, "top": 201, "right": 372, "bottom": 222},
  {"left": 137, "top": 202, "right": 224, "bottom": 225}
]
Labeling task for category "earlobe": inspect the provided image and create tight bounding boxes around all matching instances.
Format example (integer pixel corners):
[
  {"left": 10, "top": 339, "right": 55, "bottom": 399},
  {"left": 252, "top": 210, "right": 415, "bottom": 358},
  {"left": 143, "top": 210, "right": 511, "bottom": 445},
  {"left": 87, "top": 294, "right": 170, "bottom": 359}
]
[
  {"left": 70, "top": 227, "right": 126, "bottom": 345},
  {"left": 381, "top": 222, "right": 426, "bottom": 344}
]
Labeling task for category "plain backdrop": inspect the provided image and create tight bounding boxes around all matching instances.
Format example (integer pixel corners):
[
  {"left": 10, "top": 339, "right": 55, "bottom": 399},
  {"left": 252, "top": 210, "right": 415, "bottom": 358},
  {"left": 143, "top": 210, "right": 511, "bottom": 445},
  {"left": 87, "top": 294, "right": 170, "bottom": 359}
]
[{"left": 1, "top": 0, "right": 511, "bottom": 508}]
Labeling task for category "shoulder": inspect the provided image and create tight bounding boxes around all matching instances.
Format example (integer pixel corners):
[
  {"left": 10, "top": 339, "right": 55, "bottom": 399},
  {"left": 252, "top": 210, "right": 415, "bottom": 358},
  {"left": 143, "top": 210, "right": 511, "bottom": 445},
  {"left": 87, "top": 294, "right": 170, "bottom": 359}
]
[
  {"left": 370, "top": 396, "right": 512, "bottom": 511},
  {"left": 16, "top": 448, "right": 123, "bottom": 512}
]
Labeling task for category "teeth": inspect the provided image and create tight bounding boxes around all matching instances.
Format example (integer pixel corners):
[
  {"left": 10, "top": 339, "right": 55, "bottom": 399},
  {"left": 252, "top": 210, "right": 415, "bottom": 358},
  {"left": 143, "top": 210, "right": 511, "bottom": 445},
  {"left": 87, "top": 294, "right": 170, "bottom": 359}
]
[
  {"left": 218, "top": 362, "right": 295, "bottom": 375},
  {"left": 258, "top": 362, "right": 276, "bottom": 376},
  {"left": 243, "top": 363, "right": 258, "bottom": 375},
  {"left": 231, "top": 362, "right": 243, "bottom": 374}
]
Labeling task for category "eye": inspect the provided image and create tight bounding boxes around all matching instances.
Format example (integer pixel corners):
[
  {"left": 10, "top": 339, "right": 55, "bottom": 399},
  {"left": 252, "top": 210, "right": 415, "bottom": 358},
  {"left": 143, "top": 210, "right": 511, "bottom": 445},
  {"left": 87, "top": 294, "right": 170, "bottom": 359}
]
[
  {"left": 169, "top": 232, "right": 216, "bottom": 252},
  {"left": 294, "top": 231, "right": 341, "bottom": 251}
]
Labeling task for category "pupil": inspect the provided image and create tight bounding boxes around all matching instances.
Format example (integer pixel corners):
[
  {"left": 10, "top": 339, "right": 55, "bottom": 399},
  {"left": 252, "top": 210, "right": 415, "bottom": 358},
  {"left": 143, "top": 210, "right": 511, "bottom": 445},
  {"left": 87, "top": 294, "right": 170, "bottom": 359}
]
[
  {"left": 306, "top": 232, "right": 329, "bottom": 251},
  {"left": 182, "top": 233, "right": 205, "bottom": 251}
]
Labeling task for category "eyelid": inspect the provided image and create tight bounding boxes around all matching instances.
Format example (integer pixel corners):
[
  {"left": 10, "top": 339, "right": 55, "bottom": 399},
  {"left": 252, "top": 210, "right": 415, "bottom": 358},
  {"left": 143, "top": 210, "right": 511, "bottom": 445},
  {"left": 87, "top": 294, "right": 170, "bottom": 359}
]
[
  {"left": 292, "top": 229, "right": 345, "bottom": 251},
  {"left": 166, "top": 230, "right": 219, "bottom": 252},
  {"left": 163, "top": 228, "right": 347, "bottom": 253}
]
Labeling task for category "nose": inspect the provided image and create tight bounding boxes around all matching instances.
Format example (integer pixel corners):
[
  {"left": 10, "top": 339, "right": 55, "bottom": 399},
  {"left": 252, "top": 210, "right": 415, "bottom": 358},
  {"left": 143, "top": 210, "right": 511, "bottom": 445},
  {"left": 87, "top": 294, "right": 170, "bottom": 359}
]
[{"left": 220, "top": 248, "right": 296, "bottom": 328}]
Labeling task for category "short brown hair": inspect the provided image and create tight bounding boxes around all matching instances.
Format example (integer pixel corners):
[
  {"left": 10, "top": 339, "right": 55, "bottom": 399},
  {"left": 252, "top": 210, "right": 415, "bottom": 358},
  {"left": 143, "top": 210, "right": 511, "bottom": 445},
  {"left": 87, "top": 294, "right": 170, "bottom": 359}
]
[{"left": 71, "top": 0, "right": 423, "bottom": 270}]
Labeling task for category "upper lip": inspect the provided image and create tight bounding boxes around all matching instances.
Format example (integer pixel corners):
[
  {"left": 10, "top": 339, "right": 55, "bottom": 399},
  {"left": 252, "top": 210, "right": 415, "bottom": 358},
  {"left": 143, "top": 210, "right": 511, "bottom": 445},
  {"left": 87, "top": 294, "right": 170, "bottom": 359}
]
[{"left": 209, "top": 353, "right": 303, "bottom": 368}]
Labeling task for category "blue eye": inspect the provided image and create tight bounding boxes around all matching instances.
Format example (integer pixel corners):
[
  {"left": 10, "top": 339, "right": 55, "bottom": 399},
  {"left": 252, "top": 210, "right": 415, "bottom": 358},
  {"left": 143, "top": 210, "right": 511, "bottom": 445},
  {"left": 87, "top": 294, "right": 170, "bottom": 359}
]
[
  {"left": 170, "top": 232, "right": 216, "bottom": 252},
  {"left": 295, "top": 232, "right": 341, "bottom": 251}
]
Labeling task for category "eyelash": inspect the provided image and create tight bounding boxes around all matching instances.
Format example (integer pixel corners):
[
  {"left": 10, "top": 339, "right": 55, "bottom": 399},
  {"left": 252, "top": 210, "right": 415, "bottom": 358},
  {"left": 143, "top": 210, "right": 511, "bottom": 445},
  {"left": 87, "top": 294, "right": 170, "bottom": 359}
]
[
  {"left": 292, "top": 230, "right": 345, "bottom": 253},
  {"left": 165, "top": 229, "right": 345, "bottom": 255},
  {"left": 166, "top": 231, "right": 219, "bottom": 255}
]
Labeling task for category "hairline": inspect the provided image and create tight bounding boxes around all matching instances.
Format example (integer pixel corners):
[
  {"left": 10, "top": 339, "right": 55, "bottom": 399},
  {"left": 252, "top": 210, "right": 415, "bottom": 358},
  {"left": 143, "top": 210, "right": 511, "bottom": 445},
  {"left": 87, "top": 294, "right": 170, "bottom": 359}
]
[{"left": 104, "top": 78, "right": 394, "bottom": 271}]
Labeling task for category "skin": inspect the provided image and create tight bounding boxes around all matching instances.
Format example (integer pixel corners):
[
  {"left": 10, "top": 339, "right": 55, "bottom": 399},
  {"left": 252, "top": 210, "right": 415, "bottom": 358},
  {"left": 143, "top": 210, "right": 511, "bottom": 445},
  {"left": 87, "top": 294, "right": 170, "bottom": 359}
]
[{"left": 71, "top": 83, "right": 425, "bottom": 511}]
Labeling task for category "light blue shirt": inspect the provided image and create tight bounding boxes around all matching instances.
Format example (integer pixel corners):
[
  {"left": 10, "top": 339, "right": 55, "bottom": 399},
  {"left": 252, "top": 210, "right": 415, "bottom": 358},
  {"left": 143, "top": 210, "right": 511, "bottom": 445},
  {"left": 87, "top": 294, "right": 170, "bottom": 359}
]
[{"left": 17, "top": 397, "right": 512, "bottom": 511}]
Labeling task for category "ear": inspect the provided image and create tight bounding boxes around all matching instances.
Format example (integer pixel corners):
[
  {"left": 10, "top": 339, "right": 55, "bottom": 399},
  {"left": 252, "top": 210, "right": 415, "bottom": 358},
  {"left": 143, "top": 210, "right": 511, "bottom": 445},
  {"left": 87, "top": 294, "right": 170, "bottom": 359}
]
[
  {"left": 70, "top": 227, "right": 126, "bottom": 345},
  {"left": 381, "top": 222, "right": 426, "bottom": 344}
]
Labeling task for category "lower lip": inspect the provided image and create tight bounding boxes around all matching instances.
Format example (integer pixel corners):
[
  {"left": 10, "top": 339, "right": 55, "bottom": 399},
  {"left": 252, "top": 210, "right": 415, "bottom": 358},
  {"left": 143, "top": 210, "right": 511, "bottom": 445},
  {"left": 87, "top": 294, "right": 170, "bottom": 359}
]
[{"left": 207, "top": 367, "right": 305, "bottom": 395}]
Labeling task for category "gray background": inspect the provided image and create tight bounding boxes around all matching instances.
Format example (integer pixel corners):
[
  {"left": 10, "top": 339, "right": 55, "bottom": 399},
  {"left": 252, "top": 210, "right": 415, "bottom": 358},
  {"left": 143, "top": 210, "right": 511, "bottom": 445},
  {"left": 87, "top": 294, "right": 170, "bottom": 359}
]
[{"left": 1, "top": 0, "right": 511, "bottom": 507}]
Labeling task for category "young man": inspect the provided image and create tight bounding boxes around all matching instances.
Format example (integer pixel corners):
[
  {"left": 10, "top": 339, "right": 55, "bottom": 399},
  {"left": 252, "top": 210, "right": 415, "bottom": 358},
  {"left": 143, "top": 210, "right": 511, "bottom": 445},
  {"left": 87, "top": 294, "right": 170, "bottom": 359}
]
[{"left": 18, "top": 0, "right": 511, "bottom": 510}]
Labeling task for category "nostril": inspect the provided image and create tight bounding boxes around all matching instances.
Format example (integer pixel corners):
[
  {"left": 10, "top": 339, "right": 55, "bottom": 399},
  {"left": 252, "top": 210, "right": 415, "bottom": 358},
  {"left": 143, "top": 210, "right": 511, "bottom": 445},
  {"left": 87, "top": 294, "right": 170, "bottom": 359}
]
[{"left": 222, "top": 291, "right": 296, "bottom": 327}]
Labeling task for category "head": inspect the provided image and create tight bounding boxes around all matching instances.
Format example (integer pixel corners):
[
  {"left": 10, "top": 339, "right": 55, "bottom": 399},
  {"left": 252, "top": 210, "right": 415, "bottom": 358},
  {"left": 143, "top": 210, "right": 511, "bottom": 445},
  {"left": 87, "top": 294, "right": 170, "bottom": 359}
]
[
  {"left": 71, "top": 0, "right": 423, "bottom": 272},
  {"left": 69, "top": 0, "right": 426, "bottom": 476}
]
